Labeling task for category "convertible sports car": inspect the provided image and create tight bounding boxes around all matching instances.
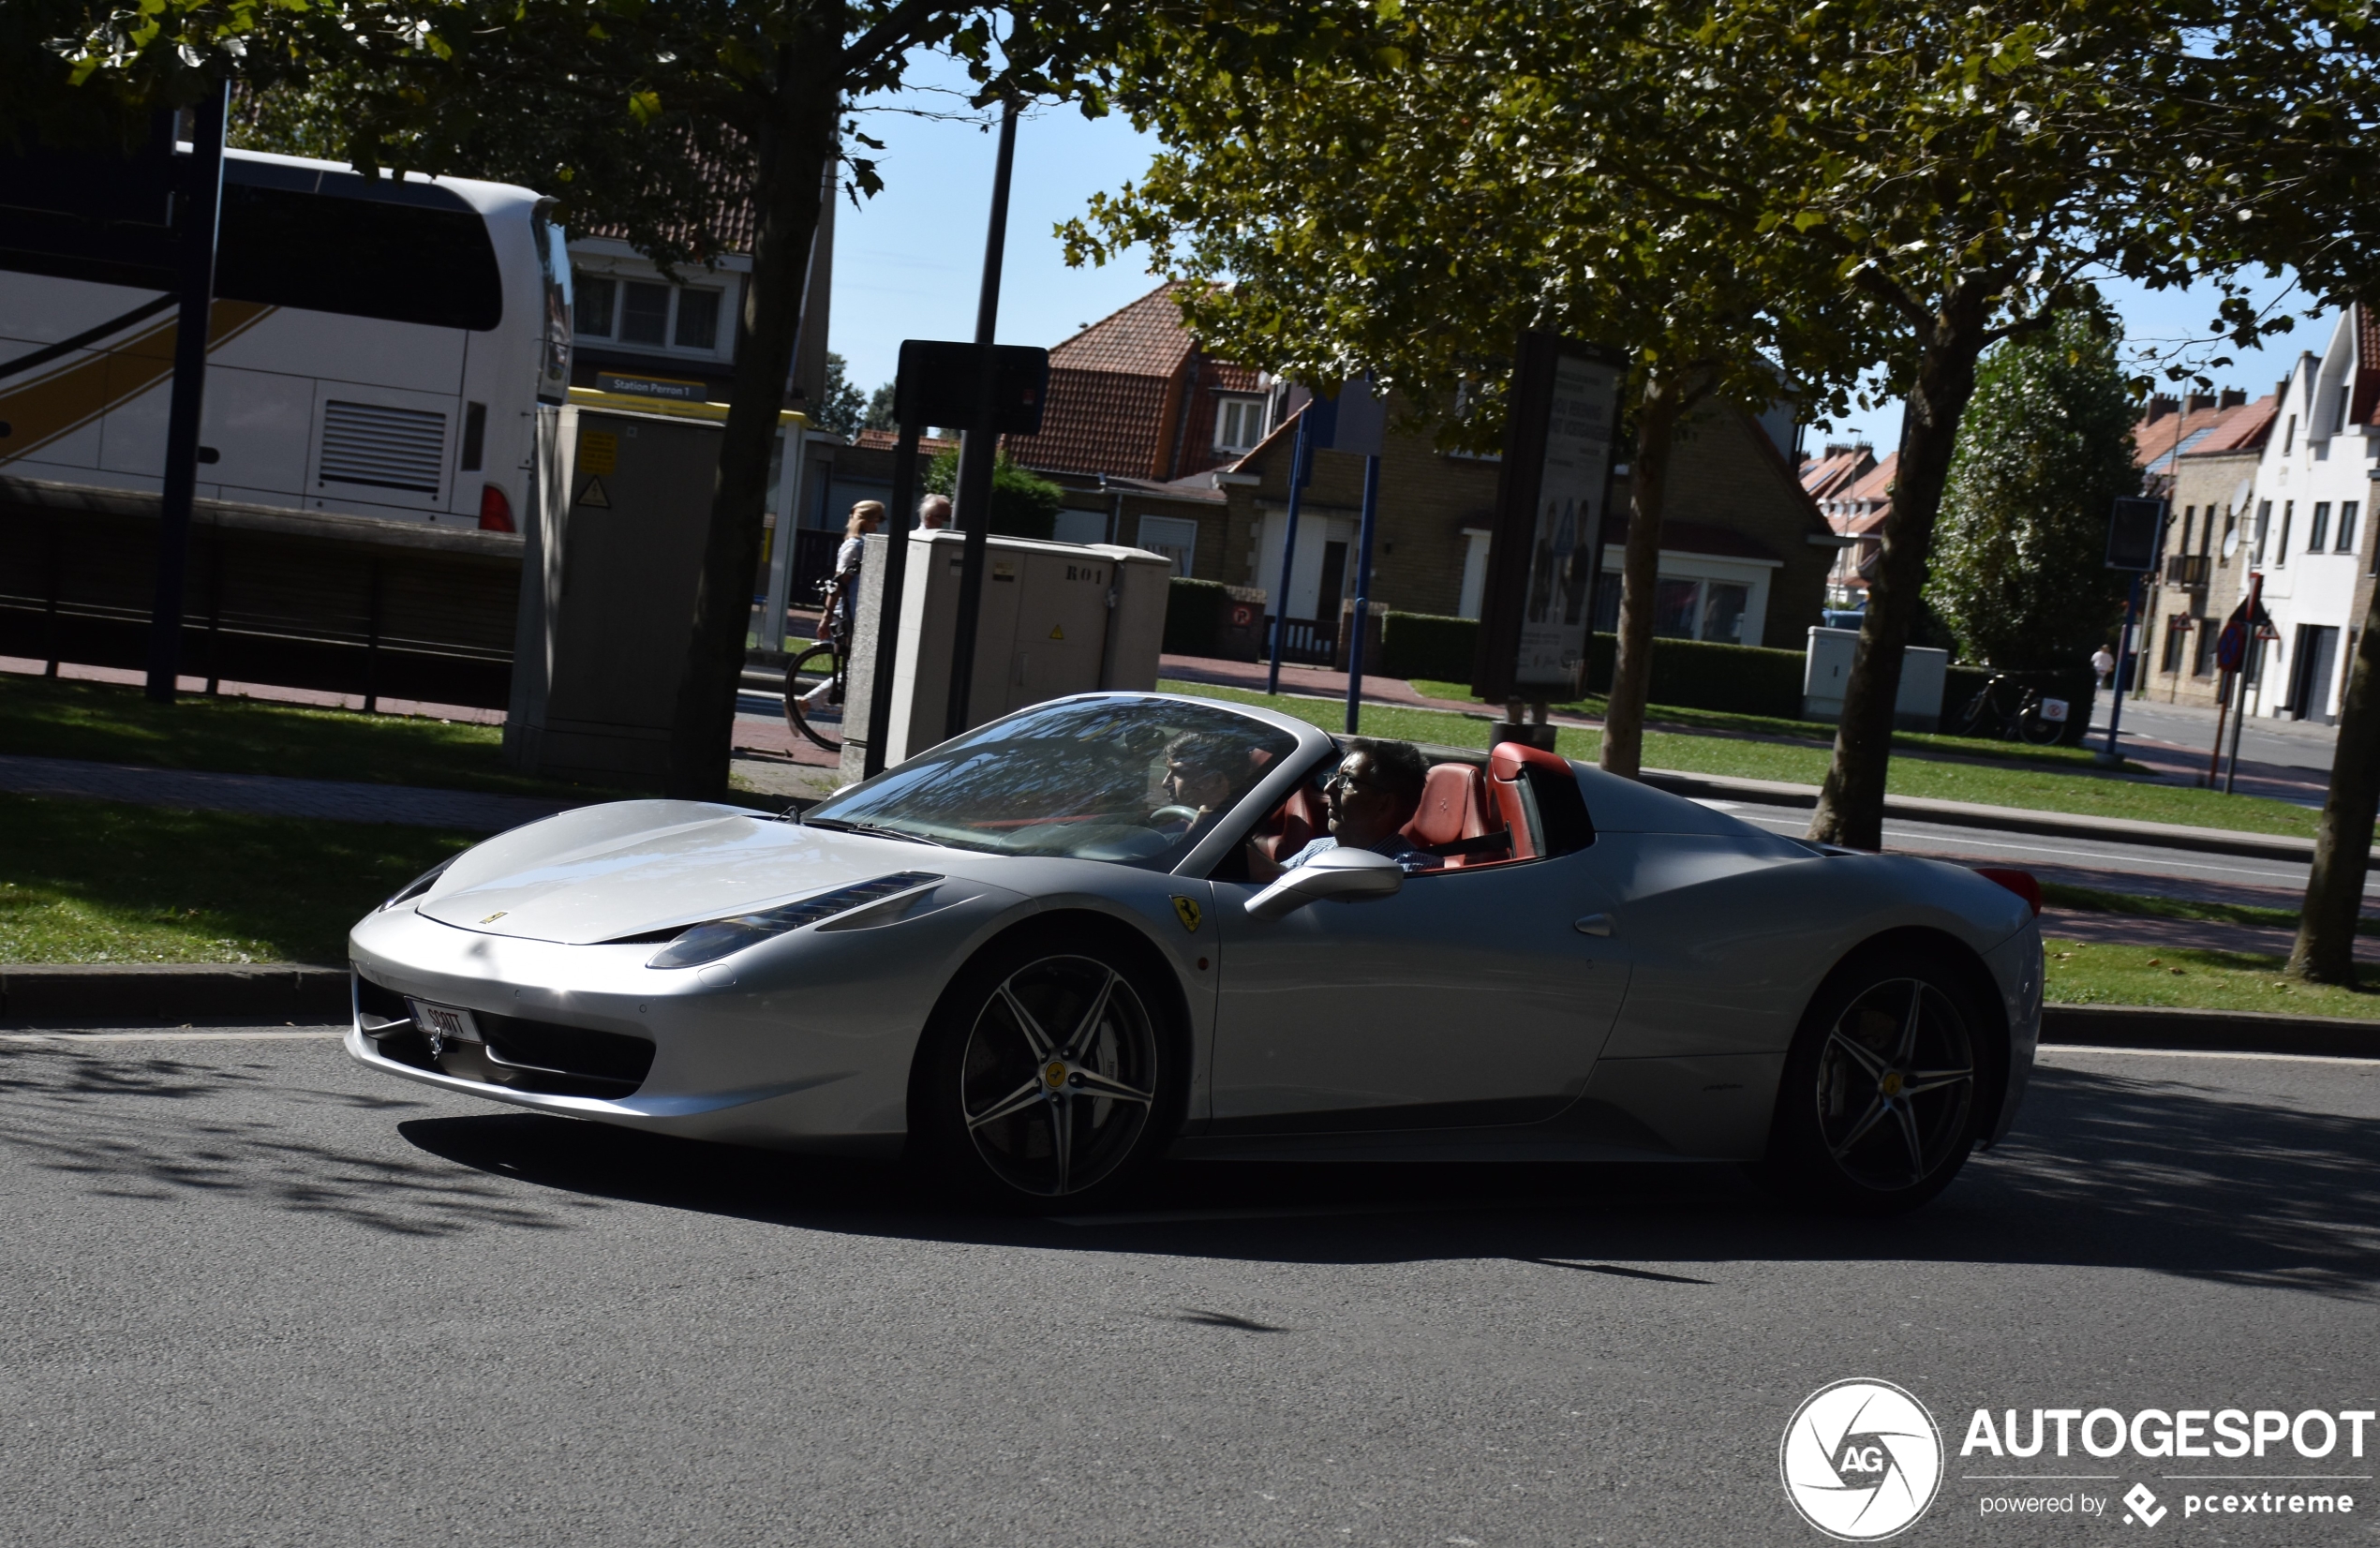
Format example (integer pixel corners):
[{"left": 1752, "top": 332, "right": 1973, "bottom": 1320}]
[{"left": 348, "top": 692, "right": 2042, "bottom": 1213}]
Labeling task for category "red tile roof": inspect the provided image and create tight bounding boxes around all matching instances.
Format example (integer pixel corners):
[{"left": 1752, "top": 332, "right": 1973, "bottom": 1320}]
[
  {"left": 576, "top": 138, "right": 758, "bottom": 260},
  {"left": 2181, "top": 393, "right": 2276, "bottom": 456},
  {"left": 1048, "top": 285, "right": 1204, "bottom": 377},
  {"left": 852, "top": 429, "right": 959, "bottom": 455},
  {"left": 1799, "top": 445, "right": 1875, "bottom": 502},
  {"left": 1004, "top": 370, "right": 1177, "bottom": 478},
  {"left": 1004, "top": 282, "right": 1268, "bottom": 479}
]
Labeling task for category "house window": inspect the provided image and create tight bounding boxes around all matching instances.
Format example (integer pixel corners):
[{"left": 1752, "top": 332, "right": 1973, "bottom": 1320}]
[
  {"left": 1700, "top": 583, "right": 1750, "bottom": 644},
  {"left": 2284, "top": 413, "right": 2298, "bottom": 454},
  {"left": 2179, "top": 505, "right": 2195, "bottom": 554},
  {"left": 675, "top": 288, "right": 721, "bottom": 350},
  {"left": 1214, "top": 397, "right": 1267, "bottom": 454},
  {"left": 2339, "top": 500, "right": 2359, "bottom": 554},
  {"left": 619, "top": 281, "right": 672, "bottom": 346},
  {"left": 2336, "top": 384, "right": 2354, "bottom": 436},
  {"left": 575, "top": 275, "right": 617, "bottom": 337},
  {"left": 2310, "top": 501, "right": 2332, "bottom": 552},
  {"left": 1136, "top": 514, "right": 1199, "bottom": 576},
  {"left": 2254, "top": 500, "right": 2272, "bottom": 563},
  {"left": 2192, "top": 619, "right": 2219, "bottom": 677},
  {"left": 2161, "top": 615, "right": 2192, "bottom": 674},
  {"left": 2276, "top": 501, "right": 2294, "bottom": 566}
]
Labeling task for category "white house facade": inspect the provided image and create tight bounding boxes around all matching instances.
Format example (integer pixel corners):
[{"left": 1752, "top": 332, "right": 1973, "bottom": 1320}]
[{"left": 2225, "top": 307, "right": 2380, "bottom": 725}]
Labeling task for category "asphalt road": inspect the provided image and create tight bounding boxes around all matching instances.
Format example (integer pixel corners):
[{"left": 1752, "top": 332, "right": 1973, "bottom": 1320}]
[{"left": 2, "top": 1032, "right": 2374, "bottom": 1546}]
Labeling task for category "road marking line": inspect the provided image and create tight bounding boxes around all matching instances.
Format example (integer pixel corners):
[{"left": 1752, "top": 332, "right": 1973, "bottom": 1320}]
[
  {"left": 2043, "top": 1043, "right": 2380, "bottom": 1066},
  {"left": 0, "top": 1030, "right": 345, "bottom": 1043}
]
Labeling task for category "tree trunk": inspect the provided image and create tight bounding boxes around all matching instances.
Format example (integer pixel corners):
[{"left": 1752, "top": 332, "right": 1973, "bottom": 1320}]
[
  {"left": 2289, "top": 601, "right": 2380, "bottom": 982},
  {"left": 662, "top": 43, "right": 841, "bottom": 800},
  {"left": 1599, "top": 374, "right": 1688, "bottom": 780},
  {"left": 1807, "top": 299, "right": 1986, "bottom": 849}
]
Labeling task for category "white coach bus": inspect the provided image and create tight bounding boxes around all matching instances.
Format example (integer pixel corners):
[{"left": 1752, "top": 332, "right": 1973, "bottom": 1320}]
[{"left": 0, "top": 148, "right": 570, "bottom": 530}]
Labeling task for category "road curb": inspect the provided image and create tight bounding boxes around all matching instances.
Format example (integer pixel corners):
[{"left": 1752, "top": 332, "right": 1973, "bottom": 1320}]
[
  {"left": 1635, "top": 767, "right": 2351, "bottom": 865},
  {"left": 2041, "top": 1004, "right": 2378, "bottom": 1058},
  {"left": 0, "top": 963, "right": 348, "bottom": 1027}
]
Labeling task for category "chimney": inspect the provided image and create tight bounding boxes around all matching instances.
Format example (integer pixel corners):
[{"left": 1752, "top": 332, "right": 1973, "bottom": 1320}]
[
  {"left": 2185, "top": 392, "right": 2215, "bottom": 414},
  {"left": 2219, "top": 388, "right": 2246, "bottom": 410},
  {"left": 1822, "top": 442, "right": 1852, "bottom": 457},
  {"left": 2146, "top": 394, "right": 2179, "bottom": 423}
]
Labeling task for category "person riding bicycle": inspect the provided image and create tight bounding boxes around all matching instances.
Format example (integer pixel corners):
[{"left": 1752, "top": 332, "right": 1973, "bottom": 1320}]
[{"left": 796, "top": 501, "right": 883, "bottom": 715}]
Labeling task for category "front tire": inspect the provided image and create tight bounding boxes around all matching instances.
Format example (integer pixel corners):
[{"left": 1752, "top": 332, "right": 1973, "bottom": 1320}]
[
  {"left": 911, "top": 928, "right": 1184, "bottom": 1209},
  {"left": 1769, "top": 946, "right": 1989, "bottom": 1214}
]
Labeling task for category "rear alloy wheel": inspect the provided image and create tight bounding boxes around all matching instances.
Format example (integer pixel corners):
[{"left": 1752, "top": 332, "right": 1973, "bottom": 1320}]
[
  {"left": 916, "top": 940, "right": 1179, "bottom": 1207},
  {"left": 1771, "top": 956, "right": 1986, "bottom": 1213}
]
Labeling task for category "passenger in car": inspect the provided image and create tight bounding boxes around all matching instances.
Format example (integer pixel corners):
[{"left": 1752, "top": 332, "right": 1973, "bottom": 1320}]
[{"left": 1255, "top": 737, "right": 1445, "bottom": 879}]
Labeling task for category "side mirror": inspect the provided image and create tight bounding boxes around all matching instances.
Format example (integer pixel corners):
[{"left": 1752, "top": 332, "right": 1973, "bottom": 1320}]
[{"left": 1243, "top": 847, "right": 1404, "bottom": 922}]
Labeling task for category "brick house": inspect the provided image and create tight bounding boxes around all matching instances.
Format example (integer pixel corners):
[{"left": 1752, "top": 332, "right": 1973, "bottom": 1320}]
[
  {"left": 1214, "top": 391, "right": 1838, "bottom": 658},
  {"left": 1800, "top": 443, "right": 1893, "bottom": 609},
  {"left": 2135, "top": 389, "right": 2273, "bottom": 708}
]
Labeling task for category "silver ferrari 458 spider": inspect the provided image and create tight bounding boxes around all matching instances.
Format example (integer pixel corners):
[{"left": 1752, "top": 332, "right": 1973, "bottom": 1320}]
[{"left": 349, "top": 692, "right": 2042, "bottom": 1213}]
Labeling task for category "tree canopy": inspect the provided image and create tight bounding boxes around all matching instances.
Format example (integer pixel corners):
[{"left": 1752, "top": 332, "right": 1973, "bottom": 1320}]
[{"left": 1926, "top": 312, "right": 2142, "bottom": 672}]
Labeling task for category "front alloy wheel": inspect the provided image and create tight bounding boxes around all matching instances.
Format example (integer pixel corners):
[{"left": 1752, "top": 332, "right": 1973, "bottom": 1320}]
[{"left": 959, "top": 955, "right": 1159, "bottom": 1198}]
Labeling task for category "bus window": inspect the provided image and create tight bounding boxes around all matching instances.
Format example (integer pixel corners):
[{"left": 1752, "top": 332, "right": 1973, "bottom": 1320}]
[{"left": 216, "top": 186, "right": 504, "bottom": 330}]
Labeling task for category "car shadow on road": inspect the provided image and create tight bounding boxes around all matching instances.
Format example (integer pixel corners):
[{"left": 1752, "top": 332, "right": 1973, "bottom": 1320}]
[{"left": 394, "top": 1060, "right": 2380, "bottom": 1301}]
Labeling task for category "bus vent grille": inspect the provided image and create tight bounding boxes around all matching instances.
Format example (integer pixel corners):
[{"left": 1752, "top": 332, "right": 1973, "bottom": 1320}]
[{"left": 319, "top": 401, "right": 447, "bottom": 495}]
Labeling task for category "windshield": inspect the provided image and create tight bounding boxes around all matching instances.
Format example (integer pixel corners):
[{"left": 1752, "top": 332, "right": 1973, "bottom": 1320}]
[{"left": 804, "top": 697, "right": 1302, "bottom": 870}]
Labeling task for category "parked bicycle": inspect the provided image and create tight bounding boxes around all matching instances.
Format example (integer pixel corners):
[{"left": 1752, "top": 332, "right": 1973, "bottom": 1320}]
[
  {"left": 1953, "top": 673, "right": 2068, "bottom": 745},
  {"left": 782, "top": 577, "right": 848, "bottom": 752}
]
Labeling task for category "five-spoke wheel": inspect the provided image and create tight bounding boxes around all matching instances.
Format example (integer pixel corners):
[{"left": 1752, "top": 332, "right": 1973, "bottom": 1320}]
[
  {"left": 1772, "top": 949, "right": 1993, "bottom": 1213},
  {"left": 914, "top": 930, "right": 1181, "bottom": 1208}
]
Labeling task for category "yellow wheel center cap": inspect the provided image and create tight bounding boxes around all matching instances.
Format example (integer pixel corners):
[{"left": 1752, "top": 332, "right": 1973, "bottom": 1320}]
[
  {"left": 1881, "top": 1071, "right": 1904, "bottom": 1098},
  {"left": 1045, "top": 1061, "right": 1068, "bottom": 1088}
]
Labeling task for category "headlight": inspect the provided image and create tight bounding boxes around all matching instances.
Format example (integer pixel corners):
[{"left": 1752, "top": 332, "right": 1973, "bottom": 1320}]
[
  {"left": 381, "top": 856, "right": 457, "bottom": 912},
  {"left": 646, "top": 871, "right": 941, "bottom": 969}
]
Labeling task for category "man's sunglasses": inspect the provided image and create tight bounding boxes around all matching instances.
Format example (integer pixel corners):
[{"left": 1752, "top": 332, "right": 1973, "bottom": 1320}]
[{"left": 1324, "top": 769, "right": 1391, "bottom": 796}]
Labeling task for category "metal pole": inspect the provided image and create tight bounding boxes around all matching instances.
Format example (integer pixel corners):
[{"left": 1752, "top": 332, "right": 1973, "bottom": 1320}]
[
  {"left": 1344, "top": 453, "right": 1381, "bottom": 733},
  {"left": 145, "top": 79, "right": 229, "bottom": 703},
  {"left": 945, "top": 100, "right": 1019, "bottom": 741},
  {"left": 2101, "top": 572, "right": 2141, "bottom": 762},
  {"left": 1265, "top": 413, "right": 1313, "bottom": 695},
  {"left": 863, "top": 418, "right": 921, "bottom": 777}
]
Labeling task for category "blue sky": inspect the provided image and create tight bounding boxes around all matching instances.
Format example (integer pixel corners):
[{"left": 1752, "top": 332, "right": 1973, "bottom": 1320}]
[
  {"left": 829, "top": 59, "right": 1168, "bottom": 395},
  {"left": 831, "top": 59, "right": 2334, "bottom": 450}
]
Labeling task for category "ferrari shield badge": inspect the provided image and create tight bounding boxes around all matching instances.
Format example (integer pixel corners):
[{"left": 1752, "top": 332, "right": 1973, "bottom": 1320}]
[{"left": 1170, "top": 896, "right": 1202, "bottom": 933}]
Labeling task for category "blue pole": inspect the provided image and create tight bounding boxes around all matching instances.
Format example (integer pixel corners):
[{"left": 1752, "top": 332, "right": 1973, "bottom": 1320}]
[
  {"left": 1345, "top": 452, "right": 1381, "bottom": 733},
  {"left": 1265, "top": 413, "right": 1314, "bottom": 696}
]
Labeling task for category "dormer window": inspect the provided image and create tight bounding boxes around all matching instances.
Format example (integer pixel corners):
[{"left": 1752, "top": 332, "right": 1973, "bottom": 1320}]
[{"left": 1214, "top": 396, "right": 1267, "bottom": 454}]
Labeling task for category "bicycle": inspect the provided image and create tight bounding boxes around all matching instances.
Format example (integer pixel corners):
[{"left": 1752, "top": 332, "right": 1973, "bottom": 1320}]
[
  {"left": 782, "top": 577, "right": 849, "bottom": 752},
  {"left": 1953, "top": 672, "right": 2068, "bottom": 745}
]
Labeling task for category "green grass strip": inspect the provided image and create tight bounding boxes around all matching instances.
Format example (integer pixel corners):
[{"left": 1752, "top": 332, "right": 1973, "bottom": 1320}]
[
  {"left": 0, "top": 675, "right": 615, "bottom": 798},
  {"left": 2045, "top": 936, "right": 2380, "bottom": 1018},
  {"left": 0, "top": 793, "right": 472, "bottom": 965}
]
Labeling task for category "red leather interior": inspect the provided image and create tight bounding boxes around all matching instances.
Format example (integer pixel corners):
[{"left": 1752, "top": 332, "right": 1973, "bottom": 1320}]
[
  {"left": 1487, "top": 741, "right": 1568, "bottom": 861},
  {"left": 1257, "top": 781, "right": 1327, "bottom": 861},
  {"left": 1404, "top": 763, "right": 1486, "bottom": 844}
]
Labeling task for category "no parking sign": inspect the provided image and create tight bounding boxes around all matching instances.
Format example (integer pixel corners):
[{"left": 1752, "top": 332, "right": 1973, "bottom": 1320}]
[{"left": 2215, "top": 618, "right": 2247, "bottom": 673}]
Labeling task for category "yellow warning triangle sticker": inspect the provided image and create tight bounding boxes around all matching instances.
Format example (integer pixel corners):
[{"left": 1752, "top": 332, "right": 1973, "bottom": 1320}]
[
  {"left": 577, "top": 475, "right": 611, "bottom": 508},
  {"left": 1049, "top": 624, "right": 1064, "bottom": 641}
]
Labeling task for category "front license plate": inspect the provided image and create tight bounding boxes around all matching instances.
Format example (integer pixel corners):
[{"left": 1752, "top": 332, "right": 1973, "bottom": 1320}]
[{"left": 408, "top": 999, "right": 482, "bottom": 1043}]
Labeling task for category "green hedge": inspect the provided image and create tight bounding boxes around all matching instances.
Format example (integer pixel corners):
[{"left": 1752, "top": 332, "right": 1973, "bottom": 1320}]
[
  {"left": 1164, "top": 577, "right": 1229, "bottom": 655},
  {"left": 1377, "top": 612, "right": 1480, "bottom": 681},
  {"left": 1583, "top": 633, "right": 1808, "bottom": 719}
]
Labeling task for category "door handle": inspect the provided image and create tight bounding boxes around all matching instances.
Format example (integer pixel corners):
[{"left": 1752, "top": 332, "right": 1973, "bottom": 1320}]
[{"left": 1573, "top": 914, "right": 1614, "bottom": 937}]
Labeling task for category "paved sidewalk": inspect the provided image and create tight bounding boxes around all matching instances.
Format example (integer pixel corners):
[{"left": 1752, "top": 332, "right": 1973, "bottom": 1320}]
[
  {"left": 0, "top": 753, "right": 582, "bottom": 831},
  {"left": 3, "top": 656, "right": 504, "bottom": 724}
]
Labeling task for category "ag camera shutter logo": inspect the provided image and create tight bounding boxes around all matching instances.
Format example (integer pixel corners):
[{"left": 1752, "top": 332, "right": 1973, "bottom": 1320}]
[{"left": 1781, "top": 1378, "right": 1944, "bottom": 1540}]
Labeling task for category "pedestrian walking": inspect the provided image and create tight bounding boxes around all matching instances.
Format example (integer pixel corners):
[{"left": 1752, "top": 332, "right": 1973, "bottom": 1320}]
[{"left": 2091, "top": 642, "right": 2117, "bottom": 690}]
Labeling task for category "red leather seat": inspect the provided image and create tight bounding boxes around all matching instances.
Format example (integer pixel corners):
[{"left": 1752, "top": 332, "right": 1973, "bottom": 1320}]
[
  {"left": 1257, "top": 781, "right": 1327, "bottom": 861},
  {"left": 1488, "top": 741, "right": 1572, "bottom": 861},
  {"left": 1403, "top": 763, "right": 1504, "bottom": 867}
]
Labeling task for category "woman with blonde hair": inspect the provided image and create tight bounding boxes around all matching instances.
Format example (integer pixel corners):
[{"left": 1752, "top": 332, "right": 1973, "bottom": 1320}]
[{"left": 797, "top": 501, "right": 884, "bottom": 715}]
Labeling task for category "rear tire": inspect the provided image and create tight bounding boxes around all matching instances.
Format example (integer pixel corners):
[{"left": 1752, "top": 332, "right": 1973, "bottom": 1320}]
[
  {"left": 909, "top": 925, "right": 1185, "bottom": 1211},
  {"left": 2016, "top": 693, "right": 2065, "bottom": 745},
  {"left": 1768, "top": 945, "right": 1989, "bottom": 1214}
]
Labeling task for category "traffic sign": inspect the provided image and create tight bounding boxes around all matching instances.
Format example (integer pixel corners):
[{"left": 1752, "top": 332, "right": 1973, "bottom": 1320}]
[{"left": 2215, "top": 619, "right": 2247, "bottom": 672}]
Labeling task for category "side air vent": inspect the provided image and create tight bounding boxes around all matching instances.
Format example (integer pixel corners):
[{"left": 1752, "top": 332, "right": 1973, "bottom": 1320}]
[{"left": 319, "top": 400, "right": 446, "bottom": 494}]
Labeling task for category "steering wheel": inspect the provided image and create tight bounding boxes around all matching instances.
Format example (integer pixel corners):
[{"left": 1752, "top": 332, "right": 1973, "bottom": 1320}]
[{"left": 1149, "top": 805, "right": 1201, "bottom": 826}]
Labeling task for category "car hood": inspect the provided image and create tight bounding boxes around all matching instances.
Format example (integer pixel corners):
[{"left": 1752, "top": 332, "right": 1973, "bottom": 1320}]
[{"left": 414, "top": 801, "right": 963, "bottom": 945}]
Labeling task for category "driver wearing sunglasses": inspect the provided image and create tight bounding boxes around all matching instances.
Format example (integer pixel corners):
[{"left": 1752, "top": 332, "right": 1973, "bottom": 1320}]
[{"left": 1255, "top": 737, "right": 1443, "bottom": 881}]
